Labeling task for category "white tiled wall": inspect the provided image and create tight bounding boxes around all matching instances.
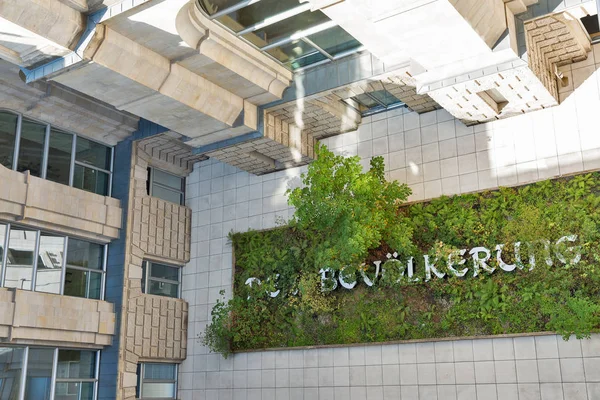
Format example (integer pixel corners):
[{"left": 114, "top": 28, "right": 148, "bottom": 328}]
[{"left": 179, "top": 48, "right": 600, "bottom": 400}]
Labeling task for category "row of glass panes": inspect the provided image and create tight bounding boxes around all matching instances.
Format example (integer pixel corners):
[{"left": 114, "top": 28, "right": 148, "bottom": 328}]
[
  {"left": 0, "top": 346, "right": 99, "bottom": 400},
  {"left": 147, "top": 167, "right": 185, "bottom": 206},
  {"left": 0, "top": 223, "right": 106, "bottom": 300},
  {"left": 0, "top": 111, "right": 113, "bottom": 196},
  {"left": 198, "top": 0, "right": 364, "bottom": 70}
]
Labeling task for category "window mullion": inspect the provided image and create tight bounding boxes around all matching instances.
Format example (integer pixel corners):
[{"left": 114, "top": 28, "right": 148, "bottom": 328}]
[
  {"left": 108, "top": 147, "right": 114, "bottom": 197},
  {"left": 41, "top": 124, "right": 50, "bottom": 180},
  {"left": 30, "top": 230, "right": 41, "bottom": 291},
  {"left": 19, "top": 346, "right": 29, "bottom": 400},
  {"left": 101, "top": 245, "right": 108, "bottom": 301},
  {"left": 0, "top": 223, "right": 9, "bottom": 287},
  {"left": 86, "top": 268, "right": 91, "bottom": 299},
  {"left": 94, "top": 350, "right": 100, "bottom": 400},
  {"left": 49, "top": 348, "right": 58, "bottom": 400},
  {"left": 60, "top": 237, "right": 69, "bottom": 295},
  {"left": 69, "top": 134, "right": 76, "bottom": 187},
  {"left": 12, "top": 114, "right": 22, "bottom": 171}
]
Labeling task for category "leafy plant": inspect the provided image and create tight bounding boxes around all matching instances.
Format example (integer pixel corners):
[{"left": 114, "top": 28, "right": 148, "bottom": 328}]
[{"left": 286, "top": 144, "right": 413, "bottom": 273}]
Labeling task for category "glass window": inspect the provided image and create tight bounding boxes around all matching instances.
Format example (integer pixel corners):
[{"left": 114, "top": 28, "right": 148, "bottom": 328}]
[
  {"left": 64, "top": 239, "right": 104, "bottom": 300},
  {"left": 148, "top": 168, "right": 185, "bottom": 205},
  {"left": 0, "top": 111, "right": 113, "bottom": 197},
  {"left": 73, "top": 164, "right": 110, "bottom": 196},
  {"left": 75, "top": 137, "right": 111, "bottom": 171},
  {"left": 0, "top": 112, "right": 18, "bottom": 170},
  {"left": 0, "top": 347, "right": 24, "bottom": 400},
  {"left": 0, "top": 224, "right": 6, "bottom": 266},
  {"left": 267, "top": 40, "right": 326, "bottom": 67},
  {"left": 199, "top": 0, "right": 241, "bottom": 15},
  {"left": 35, "top": 233, "right": 64, "bottom": 294},
  {"left": 347, "top": 90, "right": 405, "bottom": 116},
  {"left": 137, "top": 363, "right": 177, "bottom": 399},
  {"left": 142, "top": 261, "right": 180, "bottom": 298},
  {"left": 54, "top": 350, "right": 96, "bottom": 400},
  {"left": 17, "top": 119, "right": 46, "bottom": 177},
  {"left": 5, "top": 227, "right": 37, "bottom": 290},
  {"left": 24, "top": 348, "right": 54, "bottom": 400},
  {"left": 242, "top": 9, "right": 329, "bottom": 46},
  {"left": 46, "top": 129, "right": 73, "bottom": 186},
  {"left": 307, "top": 26, "right": 362, "bottom": 57}
]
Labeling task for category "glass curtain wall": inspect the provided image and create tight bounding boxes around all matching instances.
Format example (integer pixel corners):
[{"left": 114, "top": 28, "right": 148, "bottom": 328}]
[
  {"left": 0, "top": 347, "right": 99, "bottom": 400},
  {"left": 0, "top": 111, "right": 113, "bottom": 196},
  {"left": 0, "top": 223, "right": 106, "bottom": 300},
  {"left": 198, "top": 0, "right": 363, "bottom": 70}
]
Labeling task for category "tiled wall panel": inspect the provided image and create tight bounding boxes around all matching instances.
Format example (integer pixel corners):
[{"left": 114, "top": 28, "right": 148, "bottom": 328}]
[{"left": 179, "top": 47, "right": 600, "bottom": 400}]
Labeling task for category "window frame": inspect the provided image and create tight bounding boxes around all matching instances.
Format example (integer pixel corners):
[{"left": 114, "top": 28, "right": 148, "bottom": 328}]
[
  {"left": 0, "top": 109, "right": 114, "bottom": 197},
  {"left": 0, "top": 222, "right": 107, "bottom": 300},
  {"left": 137, "top": 363, "right": 178, "bottom": 400},
  {"left": 0, "top": 345, "right": 100, "bottom": 400},
  {"left": 141, "top": 261, "right": 182, "bottom": 299},
  {"left": 147, "top": 167, "right": 185, "bottom": 206},
  {"left": 344, "top": 90, "right": 406, "bottom": 117}
]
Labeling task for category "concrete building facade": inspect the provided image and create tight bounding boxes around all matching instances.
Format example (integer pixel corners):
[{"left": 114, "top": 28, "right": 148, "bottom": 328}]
[{"left": 0, "top": 0, "right": 600, "bottom": 399}]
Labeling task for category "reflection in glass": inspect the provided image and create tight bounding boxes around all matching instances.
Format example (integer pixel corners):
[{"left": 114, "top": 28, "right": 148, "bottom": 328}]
[
  {"left": 142, "top": 262, "right": 180, "bottom": 298},
  {"left": 17, "top": 119, "right": 46, "bottom": 177},
  {"left": 198, "top": 0, "right": 241, "bottom": 15},
  {"left": 242, "top": 10, "right": 329, "bottom": 45},
  {"left": 75, "top": 137, "right": 111, "bottom": 171},
  {"left": 0, "top": 112, "right": 18, "bottom": 169},
  {"left": 54, "top": 382, "right": 94, "bottom": 400},
  {"left": 57, "top": 350, "right": 96, "bottom": 379},
  {"left": 35, "top": 233, "right": 64, "bottom": 294},
  {"left": 5, "top": 227, "right": 37, "bottom": 290},
  {"left": 267, "top": 40, "right": 319, "bottom": 63},
  {"left": 24, "top": 348, "right": 54, "bottom": 400},
  {"left": 307, "top": 26, "right": 361, "bottom": 57},
  {"left": 151, "top": 185, "right": 182, "bottom": 205},
  {"left": 141, "top": 363, "right": 177, "bottom": 399},
  {"left": 218, "top": 0, "right": 302, "bottom": 32},
  {"left": 66, "top": 239, "right": 103, "bottom": 270},
  {"left": 152, "top": 169, "right": 183, "bottom": 191},
  {"left": 0, "top": 347, "right": 24, "bottom": 400},
  {"left": 73, "top": 164, "right": 109, "bottom": 196},
  {"left": 64, "top": 238, "right": 104, "bottom": 299},
  {"left": 46, "top": 129, "right": 73, "bottom": 185}
]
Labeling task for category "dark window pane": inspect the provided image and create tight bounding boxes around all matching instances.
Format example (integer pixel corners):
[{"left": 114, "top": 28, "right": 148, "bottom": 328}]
[
  {"left": 88, "top": 271, "right": 102, "bottom": 300},
  {"left": 353, "top": 93, "right": 380, "bottom": 109},
  {"left": 46, "top": 129, "right": 73, "bottom": 185},
  {"left": 5, "top": 227, "right": 37, "bottom": 290},
  {"left": 151, "top": 185, "right": 182, "bottom": 205},
  {"left": 0, "top": 112, "right": 18, "bottom": 169},
  {"left": 57, "top": 350, "right": 96, "bottom": 380},
  {"left": 0, "top": 347, "right": 24, "bottom": 400},
  {"left": 142, "top": 261, "right": 147, "bottom": 294},
  {"left": 152, "top": 169, "right": 183, "bottom": 191},
  {"left": 24, "top": 348, "right": 54, "bottom": 400},
  {"left": 150, "top": 263, "right": 179, "bottom": 281},
  {"left": 67, "top": 239, "right": 103, "bottom": 270},
  {"left": 63, "top": 268, "right": 86, "bottom": 298},
  {"left": 17, "top": 119, "right": 46, "bottom": 177},
  {"left": 35, "top": 233, "right": 64, "bottom": 294},
  {"left": 267, "top": 40, "right": 321, "bottom": 64},
  {"left": 75, "top": 137, "right": 111, "bottom": 171},
  {"left": 73, "top": 164, "right": 109, "bottom": 196},
  {"left": 148, "top": 281, "right": 178, "bottom": 298}
]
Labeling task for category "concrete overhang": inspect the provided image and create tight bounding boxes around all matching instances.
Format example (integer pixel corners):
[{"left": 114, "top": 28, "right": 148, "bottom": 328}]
[{"left": 7, "top": 0, "right": 294, "bottom": 149}]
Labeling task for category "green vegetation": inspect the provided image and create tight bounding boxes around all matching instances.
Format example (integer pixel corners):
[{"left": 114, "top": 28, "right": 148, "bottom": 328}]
[{"left": 202, "top": 146, "right": 600, "bottom": 356}]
